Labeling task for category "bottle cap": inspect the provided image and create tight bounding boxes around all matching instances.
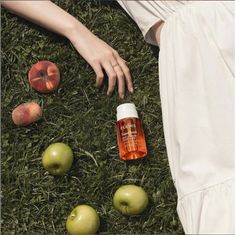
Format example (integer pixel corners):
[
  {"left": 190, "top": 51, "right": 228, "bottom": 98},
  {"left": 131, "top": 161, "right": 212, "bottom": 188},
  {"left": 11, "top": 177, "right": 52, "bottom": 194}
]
[{"left": 116, "top": 103, "right": 139, "bottom": 121}]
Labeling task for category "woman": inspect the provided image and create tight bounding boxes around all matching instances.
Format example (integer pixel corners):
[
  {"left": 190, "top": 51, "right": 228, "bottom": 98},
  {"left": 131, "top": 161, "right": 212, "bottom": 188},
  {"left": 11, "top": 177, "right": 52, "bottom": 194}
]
[{"left": 2, "top": 1, "right": 235, "bottom": 234}]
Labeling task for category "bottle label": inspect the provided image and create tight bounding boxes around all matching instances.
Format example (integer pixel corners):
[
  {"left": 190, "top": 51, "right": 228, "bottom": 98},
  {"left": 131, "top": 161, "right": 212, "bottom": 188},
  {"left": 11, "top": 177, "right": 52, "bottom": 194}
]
[{"left": 120, "top": 123, "right": 138, "bottom": 150}]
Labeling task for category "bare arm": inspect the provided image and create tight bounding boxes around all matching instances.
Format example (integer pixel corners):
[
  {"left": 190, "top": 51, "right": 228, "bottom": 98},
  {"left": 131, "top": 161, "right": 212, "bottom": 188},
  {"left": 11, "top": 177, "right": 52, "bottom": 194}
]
[
  {"left": 1, "top": 0, "right": 133, "bottom": 98},
  {"left": 1, "top": 1, "right": 83, "bottom": 37}
]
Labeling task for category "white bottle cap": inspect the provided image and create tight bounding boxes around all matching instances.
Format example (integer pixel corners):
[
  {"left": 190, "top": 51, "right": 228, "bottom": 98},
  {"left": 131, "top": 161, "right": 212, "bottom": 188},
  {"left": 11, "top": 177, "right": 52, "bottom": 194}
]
[{"left": 116, "top": 103, "right": 139, "bottom": 121}]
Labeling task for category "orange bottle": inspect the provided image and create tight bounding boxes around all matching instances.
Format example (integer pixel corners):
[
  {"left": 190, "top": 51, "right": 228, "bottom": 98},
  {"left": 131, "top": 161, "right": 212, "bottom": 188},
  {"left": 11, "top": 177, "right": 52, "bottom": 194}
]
[{"left": 116, "top": 103, "right": 147, "bottom": 160}]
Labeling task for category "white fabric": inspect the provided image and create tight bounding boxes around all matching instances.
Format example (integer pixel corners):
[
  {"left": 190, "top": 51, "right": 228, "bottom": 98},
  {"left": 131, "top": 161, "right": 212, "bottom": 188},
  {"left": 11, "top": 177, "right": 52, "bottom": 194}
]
[
  {"left": 118, "top": 1, "right": 235, "bottom": 234},
  {"left": 117, "top": 0, "right": 188, "bottom": 45},
  {"left": 177, "top": 178, "right": 235, "bottom": 234}
]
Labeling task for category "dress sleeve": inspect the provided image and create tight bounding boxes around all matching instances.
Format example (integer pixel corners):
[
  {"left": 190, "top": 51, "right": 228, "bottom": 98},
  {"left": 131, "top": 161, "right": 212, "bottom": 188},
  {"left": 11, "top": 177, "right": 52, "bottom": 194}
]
[{"left": 117, "top": 0, "right": 161, "bottom": 46}]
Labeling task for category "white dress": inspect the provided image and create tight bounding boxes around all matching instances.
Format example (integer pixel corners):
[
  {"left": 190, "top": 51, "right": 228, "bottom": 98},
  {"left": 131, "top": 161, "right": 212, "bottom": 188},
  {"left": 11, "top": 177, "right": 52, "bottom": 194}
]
[{"left": 117, "top": 1, "right": 235, "bottom": 234}]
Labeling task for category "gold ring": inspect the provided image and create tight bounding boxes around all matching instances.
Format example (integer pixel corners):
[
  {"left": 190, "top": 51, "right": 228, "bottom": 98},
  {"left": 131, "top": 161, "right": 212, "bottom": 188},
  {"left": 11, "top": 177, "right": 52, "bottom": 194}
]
[{"left": 112, "top": 63, "right": 119, "bottom": 67}]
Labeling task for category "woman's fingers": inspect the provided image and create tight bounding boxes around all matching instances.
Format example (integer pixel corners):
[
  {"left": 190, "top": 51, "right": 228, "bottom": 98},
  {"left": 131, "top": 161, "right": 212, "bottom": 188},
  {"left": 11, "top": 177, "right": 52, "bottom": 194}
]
[
  {"left": 116, "top": 57, "right": 133, "bottom": 93},
  {"left": 92, "top": 62, "right": 104, "bottom": 87},
  {"left": 109, "top": 56, "right": 125, "bottom": 98},
  {"left": 102, "top": 61, "right": 117, "bottom": 96},
  {"left": 113, "top": 64, "right": 125, "bottom": 98},
  {"left": 113, "top": 50, "right": 134, "bottom": 93},
  {"left": 92, "top": 50, "right": 133, "bottom": 98}
]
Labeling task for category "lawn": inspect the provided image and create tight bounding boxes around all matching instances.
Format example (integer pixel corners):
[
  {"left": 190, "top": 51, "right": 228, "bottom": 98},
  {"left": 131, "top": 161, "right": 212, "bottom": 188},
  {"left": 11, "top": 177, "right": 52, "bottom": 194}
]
[{"left": 1, "top": 0, "right": 183, "bottom": 234}]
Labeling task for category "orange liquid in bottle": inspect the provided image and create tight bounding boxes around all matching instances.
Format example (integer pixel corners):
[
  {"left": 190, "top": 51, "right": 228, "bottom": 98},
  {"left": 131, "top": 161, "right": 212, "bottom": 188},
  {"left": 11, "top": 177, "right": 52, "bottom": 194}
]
[{"left": 117, "top": 117, "right": 147, "bottom": 160}]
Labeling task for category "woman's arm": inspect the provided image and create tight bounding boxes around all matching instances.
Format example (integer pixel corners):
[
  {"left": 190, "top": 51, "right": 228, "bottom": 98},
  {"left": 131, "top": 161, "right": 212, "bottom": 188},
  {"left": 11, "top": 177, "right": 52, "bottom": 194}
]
[{"left": 1, "top": 1, "right": 133, "bottom": 98}]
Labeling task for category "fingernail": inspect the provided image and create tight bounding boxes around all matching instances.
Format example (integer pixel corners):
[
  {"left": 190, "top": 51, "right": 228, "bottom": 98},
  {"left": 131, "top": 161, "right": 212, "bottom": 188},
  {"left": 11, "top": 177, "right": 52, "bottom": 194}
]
[
  {"left": 120, "top": 94, "right": 124, "bottom": 99},
  {"left": 130, "top": 87, "right": 134, "bottom": 93}
]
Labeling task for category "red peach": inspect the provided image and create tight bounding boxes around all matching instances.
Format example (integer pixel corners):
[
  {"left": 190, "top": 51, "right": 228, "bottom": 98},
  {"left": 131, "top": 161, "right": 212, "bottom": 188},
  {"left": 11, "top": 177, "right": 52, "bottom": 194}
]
[
  {"left": 12, "top": 102, "right": 43, "bottom": 126},
  {"left": 28, "top": 60, "right": 60, "bottom": 93}
]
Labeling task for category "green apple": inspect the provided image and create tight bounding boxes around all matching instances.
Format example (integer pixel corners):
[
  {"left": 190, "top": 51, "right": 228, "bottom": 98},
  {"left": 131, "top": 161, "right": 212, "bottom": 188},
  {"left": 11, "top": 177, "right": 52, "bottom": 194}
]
[
  {"left": 113, "top": 185, "right": 148, "bottom": 216},
  {"left": 66, "top": 205, "right": 100, "bottom": 235},
  {"left": 42, "top": 142, "right": 73, "bottom": 175}
]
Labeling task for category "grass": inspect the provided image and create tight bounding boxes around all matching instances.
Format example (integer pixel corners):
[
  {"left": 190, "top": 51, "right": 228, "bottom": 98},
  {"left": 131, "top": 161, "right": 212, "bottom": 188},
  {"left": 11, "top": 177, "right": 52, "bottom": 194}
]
[{"left": 1, "top": 0, "right": 183, "bottom": 234}]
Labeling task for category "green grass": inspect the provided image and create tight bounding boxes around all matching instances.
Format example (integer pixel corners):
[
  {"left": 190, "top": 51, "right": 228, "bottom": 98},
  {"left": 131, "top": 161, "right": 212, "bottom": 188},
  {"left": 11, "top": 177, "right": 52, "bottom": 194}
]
[{"left": 1, "top": 1, "right": 183, "bottom": 234}]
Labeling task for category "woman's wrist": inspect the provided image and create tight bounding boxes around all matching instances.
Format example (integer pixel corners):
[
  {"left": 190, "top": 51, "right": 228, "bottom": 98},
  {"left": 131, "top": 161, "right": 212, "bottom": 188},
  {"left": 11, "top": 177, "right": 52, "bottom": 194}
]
[{"left": 65, "top": 20, "right": 92, "bottom": 44}]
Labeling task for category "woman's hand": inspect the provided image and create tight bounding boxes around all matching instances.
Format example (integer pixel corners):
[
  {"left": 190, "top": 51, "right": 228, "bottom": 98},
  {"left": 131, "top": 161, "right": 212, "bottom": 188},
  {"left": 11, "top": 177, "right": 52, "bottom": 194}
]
[{"left": 68, "top": 25, "right": 133, "bottom": 98}]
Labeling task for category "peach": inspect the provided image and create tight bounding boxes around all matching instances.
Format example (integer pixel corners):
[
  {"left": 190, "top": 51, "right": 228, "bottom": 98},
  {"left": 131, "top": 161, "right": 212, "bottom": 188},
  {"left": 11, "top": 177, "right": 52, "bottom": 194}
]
[
  {"left": 12, "top": 102, "right": 43, "bottom": 126},
  {"left": 28, "top": 60, "right": 60, "bottom": 93}
]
